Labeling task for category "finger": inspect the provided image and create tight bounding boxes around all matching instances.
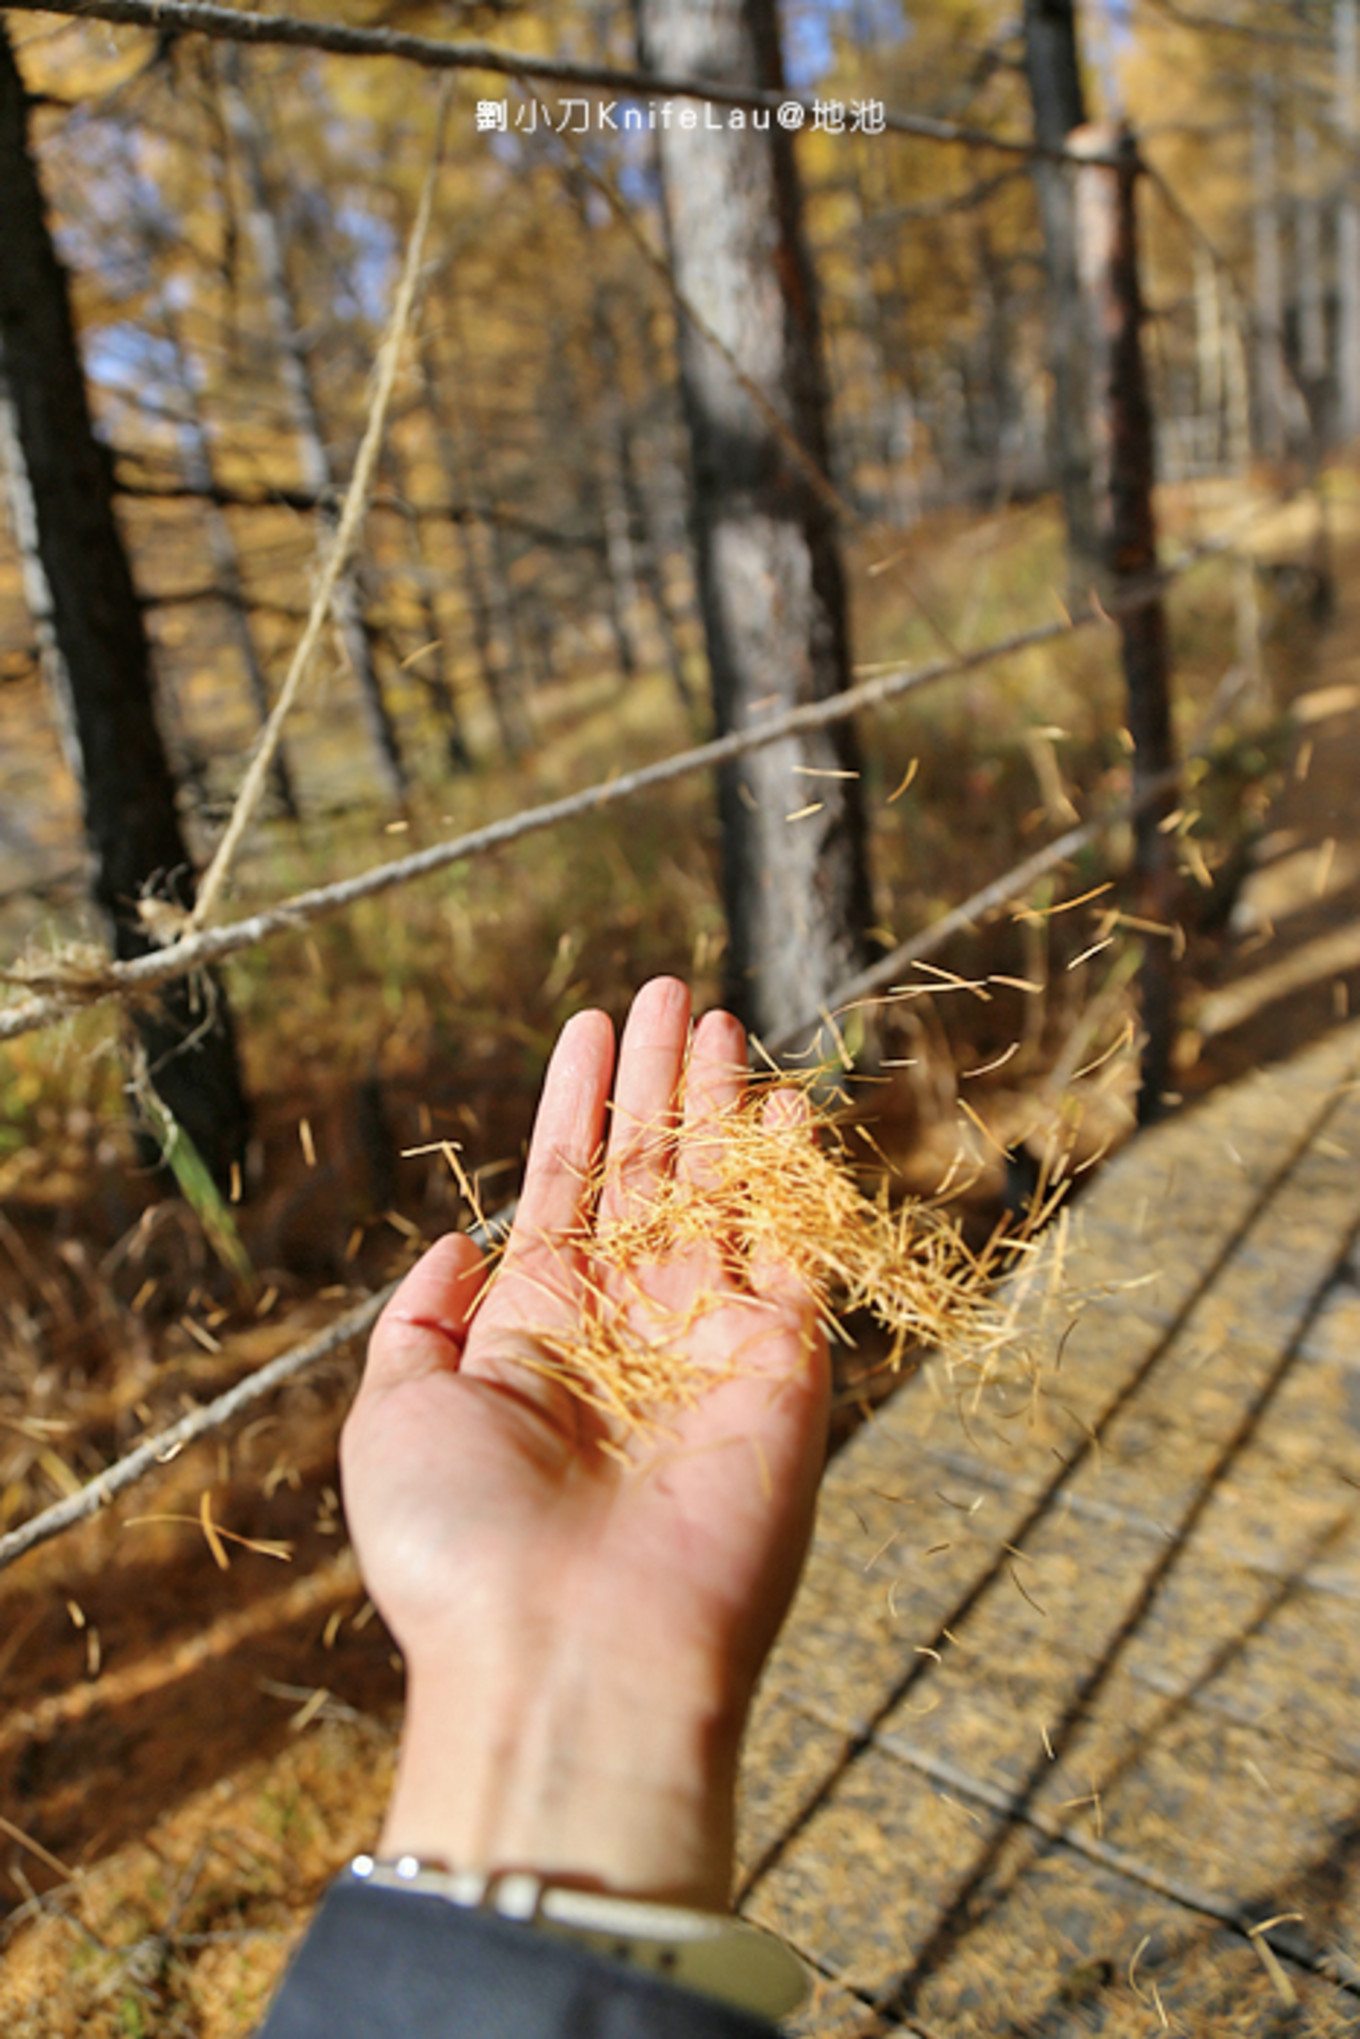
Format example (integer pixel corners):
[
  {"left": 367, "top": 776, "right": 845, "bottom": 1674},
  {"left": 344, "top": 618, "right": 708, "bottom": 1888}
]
[
  {"left": 597, "top": 975, "right": 691, "bottom": 1222},
  {"left": 507, "top": 1006, "right": 615, "bottom": 1253},
  {"left": 474, "top": 1007, "right": 613, "bottom": 1345},
  {"left": 361, "top": 1232, "right": 487, "bottom": 1394},
  {"left": 678, "top": 1007, "right": 747, "bottom": 1188},
  {"left": 762, "top": 1085, "right": 809, "bottom": 1134},
  {"left": 748, "top": 1088, "right": 823, "bottom": 1326}
]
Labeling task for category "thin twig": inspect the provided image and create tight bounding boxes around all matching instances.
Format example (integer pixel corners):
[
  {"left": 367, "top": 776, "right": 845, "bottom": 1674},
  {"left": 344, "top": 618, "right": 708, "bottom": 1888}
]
[
  {"left": 1, "top": 0, "right": 1120, "bottom": 165},
  {"left": 189, "top": 80, "right": 452, "bottom": 931}
]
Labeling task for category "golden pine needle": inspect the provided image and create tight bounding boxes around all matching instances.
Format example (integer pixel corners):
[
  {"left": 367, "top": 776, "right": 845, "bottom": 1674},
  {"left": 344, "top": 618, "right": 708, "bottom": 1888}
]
[{"left": 464, "top": 1062, "right": 1039, "bottom": 1436}]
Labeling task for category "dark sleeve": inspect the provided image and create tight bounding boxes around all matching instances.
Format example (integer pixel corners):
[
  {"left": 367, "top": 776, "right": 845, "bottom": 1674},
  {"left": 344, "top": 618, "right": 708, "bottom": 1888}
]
[{"left": 256, "top": 1877, "right": 783, "bottom": 2039}]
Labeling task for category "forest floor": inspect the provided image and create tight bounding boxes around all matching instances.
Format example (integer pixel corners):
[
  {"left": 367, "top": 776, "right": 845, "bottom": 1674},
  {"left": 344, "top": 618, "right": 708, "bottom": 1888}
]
[{"left": 3, "top": 474, "right": 1360, "bottom": 2032}]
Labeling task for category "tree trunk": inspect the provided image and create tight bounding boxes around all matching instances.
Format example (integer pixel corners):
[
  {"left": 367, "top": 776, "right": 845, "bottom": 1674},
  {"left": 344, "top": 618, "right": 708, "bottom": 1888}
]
[
  {"left": 1252, "top": 77, "right": 1287, "bottom": 461},
  {"left": 1193, "top": 241, "right": 1224, "bottom": 469},
  {"left": 217, "top": 48, "right": 408, "bottom": 805},
  {"left": 1337, "top": 0, "right": 1360, "bottom": 441},
  {"left": 0, "top": 22, "right": 248, "bottom": 1189},
  {"left": 617, "top": 404, "right": 699, "bottom": 723},
  {"left": 1073, "top": 125, "right": 1178, "bottom": 1125},
  {"left": 971, "top": 217, "right": 1016, "bottom": 504},
  {"left": 634, "top": 0, "right": 872, "bottom": 1045},
  {"left": 1022, "top": 0, "right": 1099, "bottom": 591},
  {"left": 1294, "top": 115, "right": 1326, "bottom": 422},
  {"left": 416, "top": 341, "right": 532, "bottom": 760},
  {"left": 1225, "top": 283, "right": 1253, "bottom": 474},
  {"left": 631, "top": 300, "right": 705, "bottom": 709},
  {"left": 589, "top": 351, "right": 645, "bottom": 690},
  {"left": 161, "top": 296, "right": 300, "bottom": 820},
  {"left": 389, "top": 449, "right": 473, "bottom": 774},
  {"left": 582, "top": 265, "right": 699, "bottom": 717},
  {"left": 446, "top": 317, "right": 535, "bottom": 733}
]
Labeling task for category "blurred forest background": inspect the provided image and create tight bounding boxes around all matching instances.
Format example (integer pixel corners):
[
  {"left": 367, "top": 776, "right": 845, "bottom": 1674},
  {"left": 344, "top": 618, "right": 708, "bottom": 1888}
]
[{"left": 3, "top": 0, "right": 1360, "bottom": 2027}]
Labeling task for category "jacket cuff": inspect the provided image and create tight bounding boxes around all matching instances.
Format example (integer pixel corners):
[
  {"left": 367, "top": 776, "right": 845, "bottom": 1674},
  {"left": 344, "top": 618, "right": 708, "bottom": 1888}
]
[{"left": 256, "top": 1874, "right": 783, "bottom": 2039}]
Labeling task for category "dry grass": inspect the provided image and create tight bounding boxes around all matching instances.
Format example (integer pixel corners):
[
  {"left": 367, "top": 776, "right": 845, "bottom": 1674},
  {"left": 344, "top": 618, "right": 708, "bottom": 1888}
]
[{"left": 0, "top": 1708, "right": 395, "bottom": 2039}]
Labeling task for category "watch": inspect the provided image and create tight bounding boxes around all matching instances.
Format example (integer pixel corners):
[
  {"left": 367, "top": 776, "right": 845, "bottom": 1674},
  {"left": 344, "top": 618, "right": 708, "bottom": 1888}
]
[{"left": 348, "top": 1853, "right": 810, "bottom": 2020}]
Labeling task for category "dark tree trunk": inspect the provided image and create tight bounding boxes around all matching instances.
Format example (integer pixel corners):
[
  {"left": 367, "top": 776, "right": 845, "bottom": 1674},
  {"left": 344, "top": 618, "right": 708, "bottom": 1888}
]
[
  {"left": 389, "top": 451, "right": 473, "bottom": 775},
  {"left": 617, "top": 406, "right": 699, "bottom": 724},
  {"left": 1294, "top": 115, "right": 1326, "bottom": 434},
  {"left": 0, "top": 22, "right": 248, "bottom": 1188},
  {"left": 634, "top": 0, "right": 872, "bottom": 1045},
  {"left": 1022, "top": 0, "right": 1099, "bottom": 591},
  {"left": 1338, "top": 0, "right": 1360, "bottom": 441},
  {"left": 1024, "top": 0, "right": 1086, "bottom": 140},
  {"left": 578, "top": 276, "right": 696, "bottom": 715},
  {"left": 581, "top": 317, "right": 645, "bottom": 691},
  {"left": 1074, "top": 125, "right": 1178, "bottom": 1125}
]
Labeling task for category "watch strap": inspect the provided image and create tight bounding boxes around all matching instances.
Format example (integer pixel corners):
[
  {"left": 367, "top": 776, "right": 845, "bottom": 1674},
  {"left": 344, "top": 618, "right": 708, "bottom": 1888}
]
[{"left": 348, "top": 1854, "right": 810, "bottom": 2020}]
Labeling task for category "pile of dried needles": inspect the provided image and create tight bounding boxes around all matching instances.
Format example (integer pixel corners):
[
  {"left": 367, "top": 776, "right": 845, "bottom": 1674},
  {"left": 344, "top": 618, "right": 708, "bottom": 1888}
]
[{"left": 451, "top": 1072, "right": 1055, "bottom": 1439}]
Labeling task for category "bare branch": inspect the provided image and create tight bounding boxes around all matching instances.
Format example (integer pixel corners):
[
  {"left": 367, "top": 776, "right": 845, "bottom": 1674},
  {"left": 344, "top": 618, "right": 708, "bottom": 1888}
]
[
  {"left": 0, "top": 1287, "right": 389, "bottom": 1574},
  {"left": 0, "top": 1201, "right": 514, "bottom": 1578},
  {"left": 114, "top": 474, "right": 601, "bottom": 550},
  {"left": 2, "top": 0, "right": 1119, "bottom": 164}
]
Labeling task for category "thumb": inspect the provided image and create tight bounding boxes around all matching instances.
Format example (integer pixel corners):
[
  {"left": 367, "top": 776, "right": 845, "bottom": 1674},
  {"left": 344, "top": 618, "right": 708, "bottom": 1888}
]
[{"left": 360, "top": 1232, "right": 487, "bottom": 1394}]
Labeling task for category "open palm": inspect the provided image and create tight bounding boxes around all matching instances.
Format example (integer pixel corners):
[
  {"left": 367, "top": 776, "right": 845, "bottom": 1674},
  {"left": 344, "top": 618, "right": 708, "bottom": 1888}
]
[{"left": 340, "top": 977, "right": 829, "bottom": 1902}]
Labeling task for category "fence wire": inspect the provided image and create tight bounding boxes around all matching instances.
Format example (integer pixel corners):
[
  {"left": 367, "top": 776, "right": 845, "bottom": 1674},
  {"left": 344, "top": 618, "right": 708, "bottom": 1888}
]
[
  {"left": 3, "top": 0, "right": 1122, "bottom": 165},
  {"left": 0, "top": 629, "right": 1271, "bottom": 1584}
]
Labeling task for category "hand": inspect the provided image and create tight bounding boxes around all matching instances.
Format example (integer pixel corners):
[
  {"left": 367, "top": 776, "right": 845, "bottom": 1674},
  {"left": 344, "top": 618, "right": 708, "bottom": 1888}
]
[{"left": 339, "top": 976, "right": 829, "bottom": 1907}]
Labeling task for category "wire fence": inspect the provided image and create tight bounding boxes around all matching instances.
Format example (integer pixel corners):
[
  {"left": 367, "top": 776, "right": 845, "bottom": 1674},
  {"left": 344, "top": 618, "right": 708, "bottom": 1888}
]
[
  {"left": 0, "top": 642, "right": 1266, "bottom": 1584},
  {"left": 0, "top": 479, "right": 1295, "bottom": 1581},
  {"left": 0, "top": 753, "right": 1195, "bottom": 1583}
]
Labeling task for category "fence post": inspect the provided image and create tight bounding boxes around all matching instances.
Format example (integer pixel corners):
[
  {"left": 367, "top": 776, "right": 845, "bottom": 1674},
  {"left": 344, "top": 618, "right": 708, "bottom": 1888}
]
[{"left": 1072, "top": 122, "right": 1179, "bottom": 1125}]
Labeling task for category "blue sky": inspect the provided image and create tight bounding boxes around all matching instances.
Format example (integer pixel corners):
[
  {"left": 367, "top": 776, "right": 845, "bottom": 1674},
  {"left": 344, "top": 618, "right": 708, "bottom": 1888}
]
[{"left": 781, "top": 0, "right": 911, "bottom": 88}]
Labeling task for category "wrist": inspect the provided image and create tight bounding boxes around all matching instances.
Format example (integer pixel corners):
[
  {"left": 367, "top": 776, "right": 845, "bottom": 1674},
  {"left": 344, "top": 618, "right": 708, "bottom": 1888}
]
[{"left": 378, "top": 1632, "right": 743, "bottom": 1908}]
